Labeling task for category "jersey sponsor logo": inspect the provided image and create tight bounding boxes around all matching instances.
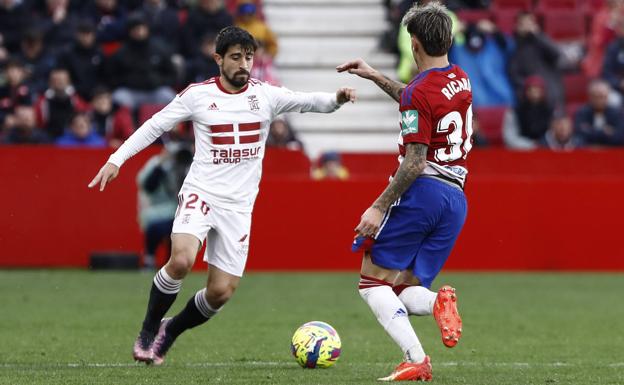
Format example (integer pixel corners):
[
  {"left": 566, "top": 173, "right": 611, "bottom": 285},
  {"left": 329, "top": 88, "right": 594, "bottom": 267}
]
[
  {"left": 210, "top": 146, "right": 262, "bottom": 164},
  {"left": 247, "top": 95, "right": 260, "bottom": 111},
  {"left": 441, "top": 77, "right": 471, "bottom": 101},
  {"left": 208, "top": 102, "right": 218, "bottom": 110},
  {"left": 401, "top": 110, "right": 419, "bottom": 135}
]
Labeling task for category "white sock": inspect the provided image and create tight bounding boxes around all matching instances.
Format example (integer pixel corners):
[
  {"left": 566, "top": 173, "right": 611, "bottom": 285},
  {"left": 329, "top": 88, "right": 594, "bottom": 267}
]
[
  {"left": 153, "top": 268, "right": 182, "bottom": 294},
  {"left": 359, "top": 281, "right": 426, "bottom": 363},
  {"left": 398, "top": 286, "right": 437, "bottom": 316}
]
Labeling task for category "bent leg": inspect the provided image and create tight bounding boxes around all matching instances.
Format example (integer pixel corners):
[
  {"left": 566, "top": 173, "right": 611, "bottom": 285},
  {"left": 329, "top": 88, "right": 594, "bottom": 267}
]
[
  {"left": 143, "top": 233, "right": 200, "bottom": 332},
  {"left": 134, "top": 233, "right": 201, "bottom": 362},
  {"left": 395, "top": 274, "right": 437, "bottom": 317},
  {"left": 166, "top": 264, "right": 240, "bottom": 340},
  {"left": 150, "top": 265, "right": 239, "bottom": 365},
  {"left": 359, "top": 253, "right": 426, "bottom": 364}
]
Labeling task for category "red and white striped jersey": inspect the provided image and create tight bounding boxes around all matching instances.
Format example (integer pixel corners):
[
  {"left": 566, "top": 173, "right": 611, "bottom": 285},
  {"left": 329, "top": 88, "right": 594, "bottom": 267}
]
[{"left": 109, "top": 77, "right": 341, "bottom": 212}]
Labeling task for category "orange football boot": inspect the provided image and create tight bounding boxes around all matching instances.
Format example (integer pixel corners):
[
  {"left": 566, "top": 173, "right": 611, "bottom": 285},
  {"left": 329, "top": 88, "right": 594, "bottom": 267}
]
[
  {"left": 433, "top": 285, "right": 462, "bottom": 348},
  {"left": 377, "top": 356, "right": 432, "bottom": 382}
]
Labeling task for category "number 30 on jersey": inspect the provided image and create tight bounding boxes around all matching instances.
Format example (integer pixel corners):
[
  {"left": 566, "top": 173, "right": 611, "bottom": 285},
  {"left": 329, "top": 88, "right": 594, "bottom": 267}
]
[{"left": 434, "top": 104, "right": 473, "bottom": 163}]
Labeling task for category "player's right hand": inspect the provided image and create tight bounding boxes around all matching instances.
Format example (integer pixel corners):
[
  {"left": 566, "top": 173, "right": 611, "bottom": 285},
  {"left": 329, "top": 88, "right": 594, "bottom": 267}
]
[
  {"left": 88, "top": 162, "right": 120, "bottom": 192},
  {"left": 336, "top": 58, "right": 376, "bottom": 80}
]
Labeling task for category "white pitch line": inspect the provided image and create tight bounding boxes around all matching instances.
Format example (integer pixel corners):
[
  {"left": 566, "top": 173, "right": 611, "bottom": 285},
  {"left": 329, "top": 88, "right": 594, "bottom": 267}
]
[{"left": 1, "top": 361, "right": 623, "bottom": 369}]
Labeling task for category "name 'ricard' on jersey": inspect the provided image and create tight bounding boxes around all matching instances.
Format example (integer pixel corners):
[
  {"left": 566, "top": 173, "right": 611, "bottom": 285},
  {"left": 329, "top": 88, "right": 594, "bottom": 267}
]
[
  {"left": 440, "top": 75, "right": 472, "bottom": 101},
  {"left": 108, "top": 77, "right": 341, "bottom": 212}
]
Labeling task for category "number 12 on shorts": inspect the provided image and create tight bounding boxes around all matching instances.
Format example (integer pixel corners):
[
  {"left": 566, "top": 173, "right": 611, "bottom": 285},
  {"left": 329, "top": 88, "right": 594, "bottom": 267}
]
[{"left": 176, "top": 193, "right": 210, "bottom": 217}]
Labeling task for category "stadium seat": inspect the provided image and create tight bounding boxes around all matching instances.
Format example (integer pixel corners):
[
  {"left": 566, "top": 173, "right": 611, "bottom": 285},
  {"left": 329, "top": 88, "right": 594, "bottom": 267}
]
[
  {"left": 492, "top": 0, "right": 533, "bottom": 12},
  {"left": 138, "top": 104, "right": 166, "bottom": 125},
  {"left": 566, "top": 102, "right": 584, "bottom": 118},
  {"left": 535, "top": 0, "right": 584, "bottom": 11},
  {"left": 541, "top": 10, "right": 586, "bottom": 42},
  {"left": 178, "top": 9, "right": 188, "bottom": 25},
  {"left": 563, "top": 73, "right": 589, "bottom": 104},
  {"left": 588, "top": 0, "right": 606, "bottom": 11},
  {"left": 495, "top": 10, "right": 520, "bottom": 35},
  {"left": 456, "top": 9, "right": 493, "bottom": 25},
  {"left": 474, "top": 106, "right": 506, "bottom": 146}
]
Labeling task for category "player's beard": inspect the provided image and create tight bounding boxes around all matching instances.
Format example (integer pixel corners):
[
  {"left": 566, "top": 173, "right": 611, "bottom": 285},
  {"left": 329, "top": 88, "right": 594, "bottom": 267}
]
[{"left": 224, "top": 70, "right": 249, "bottom": 88}]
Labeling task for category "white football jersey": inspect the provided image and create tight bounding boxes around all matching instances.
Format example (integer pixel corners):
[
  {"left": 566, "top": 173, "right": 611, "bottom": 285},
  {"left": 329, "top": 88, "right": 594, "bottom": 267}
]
[{"left": 108, "top": 77, "right": 342, "bottom": 212}]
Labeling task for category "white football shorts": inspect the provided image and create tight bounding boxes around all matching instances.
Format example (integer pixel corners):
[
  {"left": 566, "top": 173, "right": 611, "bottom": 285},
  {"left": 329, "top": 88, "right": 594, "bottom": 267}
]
[{"left": 171, "top": 188, "right": 251, "bottom": 277}]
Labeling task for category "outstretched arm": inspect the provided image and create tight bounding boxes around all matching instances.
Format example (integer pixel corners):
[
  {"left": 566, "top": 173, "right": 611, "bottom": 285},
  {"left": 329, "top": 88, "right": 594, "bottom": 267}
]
[
  {"left": 336, "top": 58, "right": 406, "bottom": 103},
  {"left": 355, "top": 143, "right": 428, "bottom": 237},
  {"left": 270, "top": 86, "right": 356, "bottom": 115}
]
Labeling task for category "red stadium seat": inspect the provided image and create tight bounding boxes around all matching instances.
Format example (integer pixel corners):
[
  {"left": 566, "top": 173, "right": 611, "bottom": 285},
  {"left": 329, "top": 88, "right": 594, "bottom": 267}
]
[
  {"left": 456, "top": 9, "right": 493, "bottom": 25},
  {"left": 566, "top": 102, "right": 584, "bottom": 118},
  {"left": 495, "top": 10, "right": 520, "bottom": 35},
  {"left": 474, "top": 107, "right": 506, "bottom": 146},
  {"left": 541, "top": 10, "right": 586, "bottom": 42},
  {"left": 535, "top": 0, "right": 583, "bottom": 11},
  {"left": 563, "top": 73, "right": 590, "bottom": 104},
  {"left": 492, "top": 0, "right": 533, "bottom": 12},
  {"left": 178, "top": 9, "right": 188, "bottom": 25},
  {"left": 138, "top": 104, "right": 166, "bottom": 126},
  {"left": 588, "top": 0, "right": 606, "bottom": 11}
]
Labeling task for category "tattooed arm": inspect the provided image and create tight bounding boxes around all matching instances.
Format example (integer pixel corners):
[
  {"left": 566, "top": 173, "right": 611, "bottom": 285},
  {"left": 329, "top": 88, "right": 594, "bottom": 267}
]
[
  {"left": 372, "top": 74, "right": 405, "bottom": 103},
  {"left": 336, "top": 58, "right": 406, "bottom": 103},
  {"left": 355, "top": 143, "right": 428, "bottom": 237}
]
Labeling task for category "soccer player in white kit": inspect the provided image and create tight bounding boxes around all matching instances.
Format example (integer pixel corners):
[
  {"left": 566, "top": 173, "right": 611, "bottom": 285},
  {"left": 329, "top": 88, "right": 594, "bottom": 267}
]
[{"left": 88, "top": 26, "right": 356, "bottom": 365}]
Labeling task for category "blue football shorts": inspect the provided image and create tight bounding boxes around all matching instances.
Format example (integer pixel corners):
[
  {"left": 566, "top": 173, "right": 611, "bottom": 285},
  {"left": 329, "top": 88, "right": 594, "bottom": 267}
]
[{"left": 352, "top": 176, "right": 467, "bottom": 288}]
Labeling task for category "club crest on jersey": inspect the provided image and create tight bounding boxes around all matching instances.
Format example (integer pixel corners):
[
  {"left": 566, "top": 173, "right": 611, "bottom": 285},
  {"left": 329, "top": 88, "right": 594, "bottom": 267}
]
[
  {"left": 401, "top": 110, "right": 418, "bottom": 135},
  {"left": 247, "top": 95, "right": 260, "bottom": 111}
]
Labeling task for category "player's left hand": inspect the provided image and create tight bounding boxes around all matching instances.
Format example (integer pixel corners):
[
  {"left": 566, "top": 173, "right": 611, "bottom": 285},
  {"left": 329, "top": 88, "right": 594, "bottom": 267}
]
[
  {"left": 336, "top": 87, "right": 356, "bottom": 104},
  {"left": 355, "top": 206, "right": 385, "bottom": 238}
]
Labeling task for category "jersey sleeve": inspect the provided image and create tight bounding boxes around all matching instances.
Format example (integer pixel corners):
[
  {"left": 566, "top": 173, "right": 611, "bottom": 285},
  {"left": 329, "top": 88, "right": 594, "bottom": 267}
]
[
  {"left": 401, "top": 87, "right": 432, "bottom": 145},
  {"left": 267, "top": 84, "right": 341, "bottom": 116},
  {"left": 108, "top": 91, "right": 194, "bottom": 167}
]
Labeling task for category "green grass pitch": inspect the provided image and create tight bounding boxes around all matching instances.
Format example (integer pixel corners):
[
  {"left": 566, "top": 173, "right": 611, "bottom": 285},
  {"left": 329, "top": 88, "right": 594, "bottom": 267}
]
[{"left": 0, "top": 270, "right": 623, "bottom": 385}]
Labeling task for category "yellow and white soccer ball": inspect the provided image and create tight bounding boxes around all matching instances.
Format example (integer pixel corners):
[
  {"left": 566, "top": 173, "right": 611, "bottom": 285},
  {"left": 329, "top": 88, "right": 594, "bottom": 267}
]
[{"left": 291, "top": 321, "right": 341, "bottom": 368}]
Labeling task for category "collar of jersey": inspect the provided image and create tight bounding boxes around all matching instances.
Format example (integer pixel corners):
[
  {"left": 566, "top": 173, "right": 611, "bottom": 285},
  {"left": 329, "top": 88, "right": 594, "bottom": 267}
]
[
  {"left": 412, "top": 63, "right": 454, "bottom": 83},
  {"left": 215, "top": 76, "right": 249, "bottom": 94}
]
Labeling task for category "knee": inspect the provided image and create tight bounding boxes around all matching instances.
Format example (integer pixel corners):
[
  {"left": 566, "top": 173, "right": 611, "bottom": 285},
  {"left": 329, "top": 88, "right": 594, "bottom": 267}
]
[
  {"left": 165, "top": 250, "right": 195, "bottom": 279},
  {"left": 205, "top": 282, "right": 237, "bottom": 308}
]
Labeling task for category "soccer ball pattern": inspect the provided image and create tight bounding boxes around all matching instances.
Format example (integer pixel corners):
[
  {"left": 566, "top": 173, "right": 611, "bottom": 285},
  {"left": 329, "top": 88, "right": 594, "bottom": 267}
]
[{"left": 291, "top": 321, "right": 341, "bottom": 368}]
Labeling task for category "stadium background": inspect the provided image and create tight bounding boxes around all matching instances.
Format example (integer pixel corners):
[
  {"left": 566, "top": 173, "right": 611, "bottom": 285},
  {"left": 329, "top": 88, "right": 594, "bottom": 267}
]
[
  {"left": 1, "top": 0, "right": 623, "bottom": 271},
  {"left": 1, "top": 1, "right": 624, "bottom": 384}
]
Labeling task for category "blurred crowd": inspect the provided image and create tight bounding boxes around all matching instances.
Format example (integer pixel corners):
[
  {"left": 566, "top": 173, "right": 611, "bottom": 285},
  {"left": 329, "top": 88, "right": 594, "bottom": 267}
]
[
  {"left": 4, "top": 0, "right": 623, "bottom": 183},
  {"left": 0, "top": 0, "right": 279, "bottom": 146},
  {"left": 385, "top": 0, "right": 624, "bottom": 150}
]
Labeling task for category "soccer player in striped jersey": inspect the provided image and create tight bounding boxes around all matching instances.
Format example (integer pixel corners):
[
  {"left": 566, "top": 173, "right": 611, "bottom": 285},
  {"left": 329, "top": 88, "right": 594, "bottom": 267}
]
[
  {"left": 88, "top": 26, "right": 356, "bottom": 365},
  {"left": 338, "top": 1, "right": 469, "bottom": 381}
]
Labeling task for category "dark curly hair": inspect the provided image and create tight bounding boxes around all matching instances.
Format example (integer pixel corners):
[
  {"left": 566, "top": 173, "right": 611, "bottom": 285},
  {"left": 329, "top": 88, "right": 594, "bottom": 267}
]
[{"left": 215, "top": 26, "right": 258, "bottom": 57}]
